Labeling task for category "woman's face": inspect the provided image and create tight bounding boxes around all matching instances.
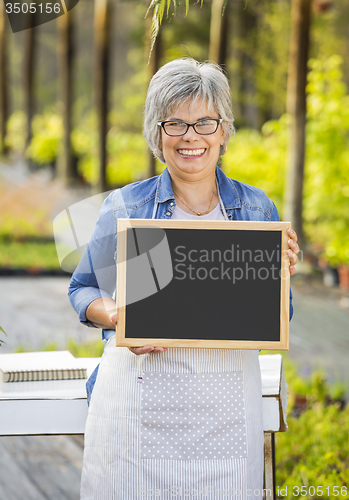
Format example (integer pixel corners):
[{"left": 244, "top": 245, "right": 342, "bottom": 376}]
[{"left": 160, "top": 99, "right": 225, "bottom": 181}]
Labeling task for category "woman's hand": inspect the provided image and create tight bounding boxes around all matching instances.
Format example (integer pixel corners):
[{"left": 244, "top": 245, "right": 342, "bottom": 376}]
[
  {"left": 109, "top": 312, "right": 167, "bottom": 356},
  {"left": 287, "top": 228, "right": 300, "bottom": 276},
  {"left": 128, "top": 346, "right": 168, "bottom": 355}
]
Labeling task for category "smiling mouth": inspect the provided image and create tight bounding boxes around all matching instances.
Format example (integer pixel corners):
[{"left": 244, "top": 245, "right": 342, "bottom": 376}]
[{"left": 177, "top": 148, "right": 206, "bottom": 156}]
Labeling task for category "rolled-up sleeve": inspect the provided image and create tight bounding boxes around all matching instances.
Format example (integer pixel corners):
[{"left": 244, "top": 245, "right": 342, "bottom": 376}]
[
  {"left": 68, "top": 192, "right": 117, "bottom": 327},
  {"left": 270, "top": 200, "right": 293, "bottom": 321}
]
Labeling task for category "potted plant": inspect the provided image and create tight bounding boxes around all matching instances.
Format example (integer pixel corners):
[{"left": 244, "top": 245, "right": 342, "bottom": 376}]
[{"left": 323, "top": 239, "right": 349, "bottom": 291}]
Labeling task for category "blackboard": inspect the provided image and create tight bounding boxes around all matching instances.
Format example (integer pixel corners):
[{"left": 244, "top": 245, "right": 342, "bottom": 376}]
[{"left": 116, "top": 219, "right": 290, "bottom": 350}]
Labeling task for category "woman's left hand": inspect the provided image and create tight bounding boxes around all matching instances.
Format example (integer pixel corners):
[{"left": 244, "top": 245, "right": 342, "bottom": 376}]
[{"left": 287, "top": 228, "right": 300, "bottom": 276}]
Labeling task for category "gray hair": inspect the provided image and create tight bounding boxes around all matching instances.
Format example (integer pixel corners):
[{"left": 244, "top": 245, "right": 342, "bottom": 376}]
[{"left": 143, "top": 58, "right": 235, "bottom": 163}]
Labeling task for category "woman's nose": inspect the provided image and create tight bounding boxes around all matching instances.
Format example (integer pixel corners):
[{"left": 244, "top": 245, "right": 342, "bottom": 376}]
[{"left": 182, "top": 124, "right": 200, "bottom": 141}]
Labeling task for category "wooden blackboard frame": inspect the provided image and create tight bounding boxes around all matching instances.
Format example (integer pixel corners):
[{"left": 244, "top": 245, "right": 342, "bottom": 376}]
[{"left": 116, "top": 219, "right": 290, "bottom": 350}]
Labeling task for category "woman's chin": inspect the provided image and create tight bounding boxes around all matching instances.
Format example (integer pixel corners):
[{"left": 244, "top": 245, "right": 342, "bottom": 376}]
[{"left": 168, "top": 159, "right": 215, "bottom": 177}]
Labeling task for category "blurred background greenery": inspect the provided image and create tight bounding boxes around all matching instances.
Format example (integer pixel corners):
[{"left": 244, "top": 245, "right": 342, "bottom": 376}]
[{"left": 1, "top": 0, "right": 349, "bottom": 273}]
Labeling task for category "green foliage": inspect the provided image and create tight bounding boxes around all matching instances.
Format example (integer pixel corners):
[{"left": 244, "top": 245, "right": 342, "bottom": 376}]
[
  {"left": 67, "top": 338, "right": 104, "bottom": 358},
  {"left": 15, "top": 341, "right": 58, "bottom": 353},
  {"left": 15, "top": 338, "right": 104, "bottom": 357},
  {"left": 260, "top": 352, "right": 349, "bottom": 497},
  {"left": 13, "top": 105, "right": 151, "bottom": 186},
  {"left": 0, "top": 240, "right": 60, "bottom": 270},
  {"left": 146, "top": 0, "right": 206, "bottom": 60},
  {"left": 228, "top": 0, "right": 291, "bottom": 126},
  {"left": 14, "top": 338, "right": 105, "bottom": 357},
  {"left": 6, "top": 54, "right": 349, "bottom": 265},
  {"left": 0, "top": 326, "right": 7, "bottom": 346},
  {"left": 27, "top": 112, "right": 63, "bottom": 165},
  {"left": 4, "top": 110, "right": 27, "bottom": 153},
  {"left": 223, "top": 116, "right": 289, "bottom": 211},
  {"left": 71, "top": 109, "right": 151, "bottom": 186},
  {"left": 109, "top": 68, "right": 147, "bottom": 133},
  {"left": 304, "top": 55, "right": 349, "bottom": 265},
  {"left": 0, "top": 213, "right": 51, "bottom": 240},
  {"left": 106, "top": 130, "right": 150, "bottom": 185},
  {"left": 70, "top": 111, "right": 98, "bottom": 183},
  {"left": 276, "top": 404, "right": 349, "bottom": 498},
  {"left": 160, "top": 2, "right": 211, "bottom": 62},
  {"left": 261, "top": 351, "right": 347, "bottom": 411},
  {"left": 226, "top": 55, "right": 349, "bottom": 265}
]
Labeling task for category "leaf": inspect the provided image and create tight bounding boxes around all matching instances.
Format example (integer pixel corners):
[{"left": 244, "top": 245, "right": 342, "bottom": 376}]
[
  {"left": 145, "top": 0, "right": 159, "bottom": 20},
  {"left": 158, "top": 0, "right": 166, "bottom": 24},
  {"left": 147, "top": 10, "right": 160, "bottom": 64},
  {"left": 147, "top": 0, "right": 233, "bottom": 60},
  {"left": 172, "top": 0, "right": 178, "bottom": 16},
  {"left": 0, "top": 325, "right": 7, "bottom": 346}
]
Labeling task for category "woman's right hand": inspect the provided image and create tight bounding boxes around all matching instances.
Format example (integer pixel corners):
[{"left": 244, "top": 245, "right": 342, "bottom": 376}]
[
  {"left": 109, "top": 313, "right": 167, "bottom": 356},
  {"left": 128, "top": 346, "right": 168, "bottom": 355}
]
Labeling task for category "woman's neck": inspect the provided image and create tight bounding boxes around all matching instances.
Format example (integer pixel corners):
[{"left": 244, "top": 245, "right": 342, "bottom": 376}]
[{"left": 170, "top": 171, "right": 219, "bottom": 216}]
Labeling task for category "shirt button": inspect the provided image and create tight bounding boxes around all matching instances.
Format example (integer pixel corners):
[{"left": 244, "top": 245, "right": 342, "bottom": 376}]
[
  {"left": 170, "top": 202, "right": 174, "bottom": 206},
  {"left": 166, "top": 212, "right": 171, "bottom": 216}
]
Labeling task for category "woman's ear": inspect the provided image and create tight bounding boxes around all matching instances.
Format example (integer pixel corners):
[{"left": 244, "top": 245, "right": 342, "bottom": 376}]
[{"left": 220, "top": 122, "right": 227, "bottom": 144}]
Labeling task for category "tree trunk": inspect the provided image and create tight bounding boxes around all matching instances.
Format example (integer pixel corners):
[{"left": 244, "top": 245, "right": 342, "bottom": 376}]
[
  {"left": 23, "top": 13, "right": 35, "bottom": 152},
  {"left": 284, "top": 0, "right": 312, "bottom": 249},
  {"left": 57, "top": 11, "right": 74, "bottom": 184},
  {"left": 209, "top": 0, "right": 229, "bottom": 66},
  {"left": 93, "top": 0, "right": 111, "bottom": 193},
  {"left": 145, "top": 12, "right": 162, "bottom": 179},
  {"left": 230, "top": 3, "right": 259, "bottom": 129},
  {"left": 0, "top": 0, "right": 8, "bottom": 155}
]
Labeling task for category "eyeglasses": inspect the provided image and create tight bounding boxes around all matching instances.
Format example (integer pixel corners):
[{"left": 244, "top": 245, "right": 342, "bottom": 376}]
[{"left": 157, "top": 118, "right": 223, "bottom": 136}]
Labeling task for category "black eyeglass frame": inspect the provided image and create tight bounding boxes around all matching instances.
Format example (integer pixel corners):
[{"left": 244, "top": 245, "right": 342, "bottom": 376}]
[{"left": 157, "top": 118, "right": 223, "bottom": 136}]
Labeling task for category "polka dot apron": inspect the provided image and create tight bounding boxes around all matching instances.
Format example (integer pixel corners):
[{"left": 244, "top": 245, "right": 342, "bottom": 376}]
[{"left": 80, "top": 344, "right": 264, "bottom": 500}]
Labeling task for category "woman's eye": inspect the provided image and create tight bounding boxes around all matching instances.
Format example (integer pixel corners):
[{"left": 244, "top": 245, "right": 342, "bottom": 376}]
[
  {"left": 197, "top": 120, "right": 213, "bottom": 126},
  {"left": 168, "top": 122, "right": 184, "bottom": 127}
]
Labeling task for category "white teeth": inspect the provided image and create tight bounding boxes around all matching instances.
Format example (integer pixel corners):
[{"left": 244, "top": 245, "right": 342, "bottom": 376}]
[{"left": 178, "top": 149, "right": 205, "bottom": 156}]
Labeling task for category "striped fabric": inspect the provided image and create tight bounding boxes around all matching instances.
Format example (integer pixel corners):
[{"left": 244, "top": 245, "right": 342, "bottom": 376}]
[{"left": 80, "top": 343, "right": 264, "bottom": 500}]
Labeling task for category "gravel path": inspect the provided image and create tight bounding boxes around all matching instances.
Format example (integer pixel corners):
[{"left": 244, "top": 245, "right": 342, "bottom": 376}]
[
  {"left": 288, "top": 278, "right": 349, "bottom": 388},
  {"left": 0, "top": 277, "right": 101, "bottom": 353}
]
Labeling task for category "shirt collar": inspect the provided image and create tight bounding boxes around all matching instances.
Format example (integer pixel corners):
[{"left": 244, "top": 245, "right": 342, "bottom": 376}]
[
  {"left": 155, "top": 166, "right": 242, "bottom": 210},
  {"left": 154, "top": 167, "right": 175, "bottom": 204},
  {"left": 215, "top": 167, "right": 241, "bottom": 210}
]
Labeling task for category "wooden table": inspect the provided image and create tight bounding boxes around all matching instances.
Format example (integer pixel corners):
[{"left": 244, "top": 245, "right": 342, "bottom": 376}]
[{"left": 0, "top": 354, "right": 287, "bottom": 500}]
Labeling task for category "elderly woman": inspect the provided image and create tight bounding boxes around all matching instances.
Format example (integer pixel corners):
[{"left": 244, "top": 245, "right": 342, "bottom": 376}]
[{"left": 69, "top": 58, "right": 299, "bottom": 500}]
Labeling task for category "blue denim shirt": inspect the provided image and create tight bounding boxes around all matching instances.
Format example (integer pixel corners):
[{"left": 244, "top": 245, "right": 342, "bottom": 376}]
[{"left": 68, "top": 166, "right": 293, "bottom": 404}]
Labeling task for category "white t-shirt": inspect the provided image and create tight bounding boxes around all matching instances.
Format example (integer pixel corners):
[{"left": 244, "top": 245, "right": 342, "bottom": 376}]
[{"left": 171, "top": 202, "right": 226, "bottom": 220}]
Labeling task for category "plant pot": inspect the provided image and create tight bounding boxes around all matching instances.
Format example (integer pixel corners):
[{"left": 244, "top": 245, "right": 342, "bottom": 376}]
[{"left": 338, "top": 264, "right": 349, "bottom": 291}]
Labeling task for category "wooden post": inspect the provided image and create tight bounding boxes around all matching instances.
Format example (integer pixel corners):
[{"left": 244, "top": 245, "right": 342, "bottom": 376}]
[
  {"left": 0, "top": 0, "right": 8, "bottom": 155},
  {"left": 23, "top": 13, "right": 36, "bottom": 152},
  {"left": 264, "top": 432, "right": 276, "bottom": 500},
  {"left": 145, "top": 12, "right": 162, "bottom": 179},
  {"left": 208, "top": 0, "right": 229, "bottom": 65},
  {"left": 93, "top": 0, "right": 111, "bottom": 193},
  {"left": 57, "top": 11, "right": 74, "bottom": 184},
  {"left": 209, "top": 0, "right": 230, "bottom": 171},
  {"left": 208, "top": 0, "right": 229, "bottom": 66},
  {"left": 283, "top": 0, "right": 312, "bottom": 249}
]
